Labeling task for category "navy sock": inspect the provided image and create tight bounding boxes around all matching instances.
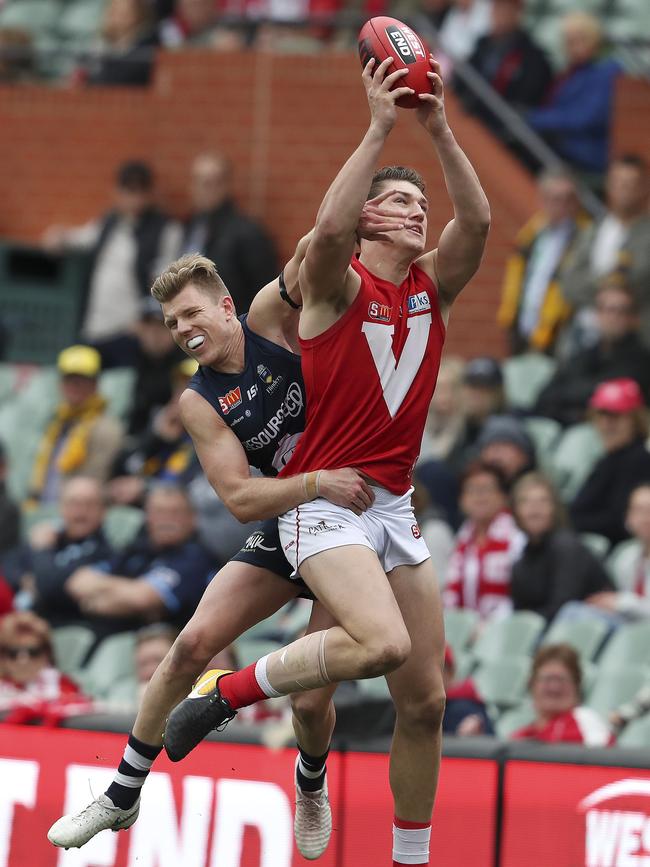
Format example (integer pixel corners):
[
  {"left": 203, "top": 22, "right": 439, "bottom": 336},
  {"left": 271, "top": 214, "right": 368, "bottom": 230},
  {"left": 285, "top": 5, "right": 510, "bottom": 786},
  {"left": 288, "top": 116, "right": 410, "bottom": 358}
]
[
  {"left": 105, "top": 734, "right": 162, "bottom": 809},
  {"left": 296, "top": 746, "right": 329, "bottom": 792}
]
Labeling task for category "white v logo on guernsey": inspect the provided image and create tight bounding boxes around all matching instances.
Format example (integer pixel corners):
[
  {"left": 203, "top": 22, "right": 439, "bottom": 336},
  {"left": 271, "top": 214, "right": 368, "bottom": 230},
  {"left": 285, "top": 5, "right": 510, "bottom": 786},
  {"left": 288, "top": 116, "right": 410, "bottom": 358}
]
[{"left": 362, "top": 314, "right": 431, "bottom": 417}]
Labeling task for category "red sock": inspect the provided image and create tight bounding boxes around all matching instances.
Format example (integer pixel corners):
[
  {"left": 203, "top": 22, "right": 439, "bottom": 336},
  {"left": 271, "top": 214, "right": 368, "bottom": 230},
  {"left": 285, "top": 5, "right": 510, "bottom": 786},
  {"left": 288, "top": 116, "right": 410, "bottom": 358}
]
[
  {"left": 392, "top": 816, "right": 431, "bottom": 866},
  {"left": 217, "top": 664, "right": 268, "bottom": 709}
]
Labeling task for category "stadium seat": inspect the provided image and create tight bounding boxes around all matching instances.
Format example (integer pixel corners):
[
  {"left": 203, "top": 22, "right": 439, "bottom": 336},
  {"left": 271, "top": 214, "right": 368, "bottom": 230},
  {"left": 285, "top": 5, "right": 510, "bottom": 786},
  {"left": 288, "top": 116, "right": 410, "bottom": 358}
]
[
  {"left": 541, "top": 617, "right": 610, "bottom": 662},
  {"left": 617, "top": 713, "right": 650, "bottom": 748},
  {"left": 0, "top": 363, "right": 19, "bottom": 405},
  {"left": 453, "top": 651, "right": 476, "bottom": 681},
  {"left": 103, "top": 505, "right": 145, "bottom": 550},
  {"left": 51, "top": 624, "right": 95, "bottom": 677},
  {"left": 105, "top": 677, "right": 138, "bottom": 709},
  {"left": 57, "top": 0, "right": 106, "bottom": 43},
  {"left": 494, "top": 700, "right": 536, "bottom": 739},
  {"left": 523, "top": 416, "right": 562, "bottom": 471},
  {"left": 356, "top": 676, "right": 392, "bottom": 701},
  {"left": 0, "top": 1, "right": 62, "bottom": 36},
  {"left": 550, "top": 423, "right": 604, "bottom": 501},
  {"left": 234, "top": 638, "right": 282, "bottom": 669},
  {"left": 444, "top": 609, "right": 479, "bottom": 658},
  {"left": 473, "top": 656, "right": 531, "bottom": 708},
  {"left": 78, "top": 632, "right": 137, "bottom": 699},
  {"left": 502, "top": 353, "right": 557, "bottom": 410},
  {"left": 579, "top": 532, "right": 610, "bottom": 561},
  {"left": 597, "top": 623, "right": 650, "bottom": 673},
  {"left": 472, "top": 612, "right": 546, "bottom": 663},
  {"left": 585, "top": 666, "right": 648, "bottom": 718},
  {"left": 21, "top": 502, "right": 60, "bottom": 536},
  {"left": 99, "top": 368, "right": 136, "bottom": 421},
  {"left": 606, "top": 539, "right": 641, "bottom": 589}
]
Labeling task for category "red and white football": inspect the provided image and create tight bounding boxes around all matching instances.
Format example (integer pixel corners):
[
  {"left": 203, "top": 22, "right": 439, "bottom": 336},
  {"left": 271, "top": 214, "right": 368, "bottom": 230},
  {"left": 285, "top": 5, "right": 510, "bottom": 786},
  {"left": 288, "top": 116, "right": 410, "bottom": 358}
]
[{"left": 358, "top": 16, "right": 433, "bottom": 110}]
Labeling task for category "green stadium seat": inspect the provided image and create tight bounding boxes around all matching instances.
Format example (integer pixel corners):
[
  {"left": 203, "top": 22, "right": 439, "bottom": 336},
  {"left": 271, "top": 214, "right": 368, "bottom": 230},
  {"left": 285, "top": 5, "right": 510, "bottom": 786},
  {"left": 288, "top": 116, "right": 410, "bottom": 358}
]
[
  {"left": 541, "top": 617, "right": 610, "bottom": 663},
  {"left": 453, "top": 651, "right": 476, "bottom": 681},
  {"left": 523, "top": 416, "right": 562, "bottom": 471},
  {"left": 0, "top": 363, "right": 19, "bottom": 405},
  {"left": 0, "top": 1, "right": 62, "bottom": 36},
  {"left": 550, "top": 423, "right": 604, "bottom": 501},
  {"left": 51, "top": 624, "right": 96, "bottom": 677},
  {"left": 495, "top": 700, "right": 536, "bottom": 739},
  {"left": 234, "top": 638, "right": 282, "bottom": 670},
  {"left": 105, "top": 677, "right": 138, "bottom": 709},
  {"left": 606, "top": 539, "right": 642, "bottom": 589},
  {"left": 618, "top": 714, "right": 650, "bottom": 748},
  {"left": 597, "top": 623, "right": 650, "bottom": 673},
  {"left": 585, "top": 666, "right": 648, "bottom": 718},
  {"left": 21, "top": 502, "right": 60, "bottom": 536},
  {"left": 103, "top": 506, "right": 145, "bottom": 550},
  {"left": 503, "top": 353, "right": 557, "bottom": 410},
  {"left": 356, "top": 676, "right": 392, "bottom": 701},
  {"left": 473, "top": 656, "right": 531, "bottom": 708},
  {"left": 444, "top": 609, "right": 479, "bottom": 658},
  {"left": 99, "top": 368, "right": 136, "bottom": 421},
  {"left": 473, "top": 612, "right": 546, "bottom": 663},
  {"left": 57, "top": 0, "right": 106, "bottom": 42},
  {"left": 579, "top": 532, "right": 610, "bottom": 561},
  {"left": 79, "top": 632, "right": 137, "bottom": 699}
]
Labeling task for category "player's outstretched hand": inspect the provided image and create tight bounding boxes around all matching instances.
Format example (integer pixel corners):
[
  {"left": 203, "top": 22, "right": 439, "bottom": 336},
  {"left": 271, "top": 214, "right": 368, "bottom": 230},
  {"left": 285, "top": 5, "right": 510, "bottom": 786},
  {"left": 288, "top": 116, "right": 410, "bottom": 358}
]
[
  {"left": 358, "top": 188, "right": 408, "bottom": 243},
  {"left": 318, "top": 468, "right": 375, "bottom": 515},
  {"left": 416, "top": 57, "right": 448, "bottom": 138},
  {"left": 363, "top": 57, "right": 414, "bottom": 136}
]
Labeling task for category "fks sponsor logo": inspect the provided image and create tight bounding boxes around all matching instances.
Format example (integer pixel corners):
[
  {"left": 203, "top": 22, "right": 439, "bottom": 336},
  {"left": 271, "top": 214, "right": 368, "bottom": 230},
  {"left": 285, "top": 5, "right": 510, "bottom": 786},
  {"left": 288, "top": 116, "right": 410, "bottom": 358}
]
[
  {"left": 244, "top": 382, "right": 304, "bottom": 451},
  {"left": 411, "top": 523, "right": 421, "bottom": 539},
  {"left": 408, "top": 292, "right": 431, "bottom": 314},
  {"left": 368, "top": 301, "right": 393, "bottom": 323},
  {"left": 386, "top": 24, "right": 426, "bottom": 65},
  {"left": 218, "top": 386, "right": 242, "bottom": 415},
  {"left": 307, "top": 520, "right": 344, "bottom": 536},
  {"left": 242, "top": 531, "right": 277, "bottom": 553},
  {"left": 579, "top": 779, "right": 650, "bottom": 866},
  {"left": 258, "top": 363, "right": 284, "bottom": 394}
]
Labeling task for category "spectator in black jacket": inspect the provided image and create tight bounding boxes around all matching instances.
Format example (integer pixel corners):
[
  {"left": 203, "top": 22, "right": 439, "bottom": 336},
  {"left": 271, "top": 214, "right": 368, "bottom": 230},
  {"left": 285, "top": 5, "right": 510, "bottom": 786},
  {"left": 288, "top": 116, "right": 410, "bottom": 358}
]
[
  {"left": 455, "top": 0, "right": 552, "bottom": 134},
  {"left": 83, "top": 0, "right": 159, "bottom": 87},
  {"left": 178, "top": 152, "right": 279, "bottom": 313},
  {"left": 65, "top": 483, "right": 215, "bottom": 634},
  {"left": 535, "top": 281, "right": 650, "bottom": 426},
  {"left": 571, "top": 379, "right": 650, "bottom": 546},
  {"left": 2, "top": 477, "right": 112, "bottom": 625},
  {"left": 510, "top": 472, "right": 613, "bottom": 622}
]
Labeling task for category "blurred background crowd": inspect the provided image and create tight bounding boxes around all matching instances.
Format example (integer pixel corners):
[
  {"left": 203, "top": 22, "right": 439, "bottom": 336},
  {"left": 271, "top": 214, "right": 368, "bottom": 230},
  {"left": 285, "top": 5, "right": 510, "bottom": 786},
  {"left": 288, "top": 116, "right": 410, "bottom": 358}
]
[{"left": 0, "top": 0, "right": 649, "bottom": 752}]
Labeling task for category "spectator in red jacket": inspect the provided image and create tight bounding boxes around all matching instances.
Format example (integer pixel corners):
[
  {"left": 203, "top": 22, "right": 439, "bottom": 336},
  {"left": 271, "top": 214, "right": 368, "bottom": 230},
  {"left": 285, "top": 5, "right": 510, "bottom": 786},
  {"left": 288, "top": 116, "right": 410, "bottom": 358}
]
[
  {"left": 511, "top": 644, "right": 614, "bottom": 746},
  {"left": 444, "top": 462, "right": 525, "bottom": 621},
  {"left": 0, "top": 612, "right": 91, "bottom": 725}
]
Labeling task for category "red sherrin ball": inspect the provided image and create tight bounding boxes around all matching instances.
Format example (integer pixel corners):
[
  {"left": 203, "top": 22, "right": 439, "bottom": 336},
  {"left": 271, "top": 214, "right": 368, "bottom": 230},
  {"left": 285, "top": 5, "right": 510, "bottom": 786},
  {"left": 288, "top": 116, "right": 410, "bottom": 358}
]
[{"left": 358, "top": 16, "right": 432, "bottom": 110}]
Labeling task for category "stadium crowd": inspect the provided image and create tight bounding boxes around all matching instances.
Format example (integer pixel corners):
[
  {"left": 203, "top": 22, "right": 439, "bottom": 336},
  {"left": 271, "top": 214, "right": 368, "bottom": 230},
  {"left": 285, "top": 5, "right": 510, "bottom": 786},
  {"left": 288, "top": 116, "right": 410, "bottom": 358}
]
[{"left": 0, "top": 0, "right": 649, "bottom": 751}]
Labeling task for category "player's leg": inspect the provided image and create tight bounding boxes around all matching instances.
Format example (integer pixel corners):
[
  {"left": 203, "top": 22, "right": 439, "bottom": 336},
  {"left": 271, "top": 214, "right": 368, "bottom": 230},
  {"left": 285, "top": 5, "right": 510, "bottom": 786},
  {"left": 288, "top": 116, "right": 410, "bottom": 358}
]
[
  {"left": 290, "top": 601, "right": 339, "bottom": 859},
  {"left": 385, "top": 558, "right": 446, "bottom": 867},
  {"left": 165, "top": 535, "right": 411, "bottom": 760},
  {"left": 47, "top": 560, "right": 298, "bottom": 849}
]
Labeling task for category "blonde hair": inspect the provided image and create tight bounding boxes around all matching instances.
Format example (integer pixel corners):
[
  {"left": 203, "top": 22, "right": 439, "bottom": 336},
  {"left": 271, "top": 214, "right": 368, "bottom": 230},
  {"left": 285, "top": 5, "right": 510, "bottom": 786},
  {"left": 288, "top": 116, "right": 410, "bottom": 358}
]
[
  {"left": 562, "top": 12, "right": 602, "bottom": 49},
  {"left": 151, "top": 253, "right": 229, "bottom": 303}
]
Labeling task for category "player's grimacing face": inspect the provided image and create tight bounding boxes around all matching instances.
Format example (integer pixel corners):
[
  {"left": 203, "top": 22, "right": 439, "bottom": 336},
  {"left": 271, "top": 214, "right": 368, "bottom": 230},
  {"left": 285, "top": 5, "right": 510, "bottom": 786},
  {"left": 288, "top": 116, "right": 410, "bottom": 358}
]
[{"left": 162, "top": 282, "right": 233, "bottom": 366}]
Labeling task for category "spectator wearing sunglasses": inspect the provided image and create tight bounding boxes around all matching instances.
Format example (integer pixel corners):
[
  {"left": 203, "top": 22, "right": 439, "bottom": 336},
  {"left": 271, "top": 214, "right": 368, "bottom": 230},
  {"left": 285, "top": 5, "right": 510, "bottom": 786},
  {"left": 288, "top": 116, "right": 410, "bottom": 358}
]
[{"left": 0, "top": 612, "right": 90, "bottom": 725}]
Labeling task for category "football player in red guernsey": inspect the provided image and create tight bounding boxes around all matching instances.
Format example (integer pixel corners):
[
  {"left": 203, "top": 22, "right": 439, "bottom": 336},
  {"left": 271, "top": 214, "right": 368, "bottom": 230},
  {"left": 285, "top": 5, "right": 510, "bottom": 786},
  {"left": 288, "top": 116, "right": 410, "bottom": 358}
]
[{"left": 166, "top": 55, "right": 490, "bottom": 867}]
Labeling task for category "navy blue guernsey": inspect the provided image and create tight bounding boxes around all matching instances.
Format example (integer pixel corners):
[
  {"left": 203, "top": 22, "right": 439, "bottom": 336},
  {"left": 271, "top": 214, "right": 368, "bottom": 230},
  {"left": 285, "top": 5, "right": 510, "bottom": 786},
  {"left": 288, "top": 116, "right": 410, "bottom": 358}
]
[{"left": 187, "top": 315, "right": 306, "bottom": 477}]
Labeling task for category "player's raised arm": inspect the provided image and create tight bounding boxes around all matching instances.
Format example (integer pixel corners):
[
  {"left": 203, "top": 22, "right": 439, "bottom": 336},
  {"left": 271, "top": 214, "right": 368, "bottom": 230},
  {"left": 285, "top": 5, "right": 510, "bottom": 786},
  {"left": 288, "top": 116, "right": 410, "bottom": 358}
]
[
  {"left": 180, "top": 389, "right": 373, "bottom": 522},
  {"left": 301, "top": 58, "right": 413, "bottom": 304},
  {"left": 416, "top": 58, "right": 491, "bottom": 309}
]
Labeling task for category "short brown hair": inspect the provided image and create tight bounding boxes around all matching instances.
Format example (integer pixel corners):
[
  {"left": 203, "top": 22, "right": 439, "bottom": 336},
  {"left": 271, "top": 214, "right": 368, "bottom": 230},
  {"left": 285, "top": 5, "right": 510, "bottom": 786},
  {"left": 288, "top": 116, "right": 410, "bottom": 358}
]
[
  {"left": 530, "top": 643, "right": 582, "bottom": 693},
  {"left": 151, "top": 253, "right": 229, "bottom": 304},
  {"left": 511, "top": 471, "right": 568, "bottom": 529},
  {"left": 460, "top": 461, "right": 510, "bottom": 496},
  {"left": 368, "top": 166, "right": 426, "bottom": 201}
]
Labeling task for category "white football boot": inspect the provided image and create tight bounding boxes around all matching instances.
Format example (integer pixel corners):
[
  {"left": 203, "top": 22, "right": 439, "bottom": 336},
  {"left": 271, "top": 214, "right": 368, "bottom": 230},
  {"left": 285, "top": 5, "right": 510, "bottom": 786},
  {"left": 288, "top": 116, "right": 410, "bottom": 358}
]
[
  {"left": 47, "top": 794, "right": 140, "bottom": 849},
  {"left": 293, "top": 758, "right": 332, "bottom": 860}
]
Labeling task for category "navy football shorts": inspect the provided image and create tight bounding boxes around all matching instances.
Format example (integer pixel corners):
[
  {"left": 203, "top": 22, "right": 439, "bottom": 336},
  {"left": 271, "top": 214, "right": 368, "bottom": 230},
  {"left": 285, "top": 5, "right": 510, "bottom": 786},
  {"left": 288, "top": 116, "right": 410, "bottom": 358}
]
[{"left": 231, "top": 517, "right": 314, "bottom": 600}]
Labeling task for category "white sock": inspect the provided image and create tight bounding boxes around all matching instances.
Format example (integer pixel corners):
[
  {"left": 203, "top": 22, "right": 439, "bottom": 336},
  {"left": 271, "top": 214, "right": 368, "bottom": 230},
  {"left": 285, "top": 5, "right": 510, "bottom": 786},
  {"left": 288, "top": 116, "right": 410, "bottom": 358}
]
[{"left": 392, "top": 821, "right": 431, "bottom": 865}]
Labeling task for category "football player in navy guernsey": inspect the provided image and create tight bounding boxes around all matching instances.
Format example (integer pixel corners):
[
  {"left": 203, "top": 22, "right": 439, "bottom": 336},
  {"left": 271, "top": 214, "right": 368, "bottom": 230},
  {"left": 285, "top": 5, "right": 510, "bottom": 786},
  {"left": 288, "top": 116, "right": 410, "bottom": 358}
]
[{"left": 48, "top": 191, "right": 406, "bottom": 859}]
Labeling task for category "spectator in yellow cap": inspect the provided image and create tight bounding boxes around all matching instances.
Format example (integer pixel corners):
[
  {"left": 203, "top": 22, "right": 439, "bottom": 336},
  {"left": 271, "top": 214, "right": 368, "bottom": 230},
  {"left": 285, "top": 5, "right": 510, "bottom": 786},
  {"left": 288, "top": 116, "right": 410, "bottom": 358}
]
[{"left": 27, "top": 345, "right": 124, "bottom": 505}]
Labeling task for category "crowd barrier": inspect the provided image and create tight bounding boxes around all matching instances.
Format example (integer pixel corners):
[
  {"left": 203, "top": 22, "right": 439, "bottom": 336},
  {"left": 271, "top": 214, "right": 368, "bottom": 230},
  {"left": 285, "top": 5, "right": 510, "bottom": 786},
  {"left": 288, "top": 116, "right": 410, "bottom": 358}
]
[{"left": 0, "top": 722, "right": 648, "bottom": 866}]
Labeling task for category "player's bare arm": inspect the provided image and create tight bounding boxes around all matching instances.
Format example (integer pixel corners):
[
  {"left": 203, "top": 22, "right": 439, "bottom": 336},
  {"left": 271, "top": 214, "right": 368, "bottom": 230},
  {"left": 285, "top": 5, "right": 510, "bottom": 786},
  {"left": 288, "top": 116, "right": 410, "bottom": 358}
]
[
  {"left": 300, "top": 58, "right": 413, "bottom": 333},
  {"left": 415, "top": 58, "right": 491, "bottom": 315},
  {"left": 180, "top": 388, "right": 373, "bottom": 520},
  {"left": 248, "top": 195, "right": 409, "bottom": 350}
]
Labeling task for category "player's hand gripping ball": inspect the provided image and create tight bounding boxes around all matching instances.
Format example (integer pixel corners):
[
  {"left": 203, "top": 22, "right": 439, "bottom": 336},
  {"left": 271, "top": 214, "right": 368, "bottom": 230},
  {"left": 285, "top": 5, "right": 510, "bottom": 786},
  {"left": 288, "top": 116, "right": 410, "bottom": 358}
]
[{"left": 358, "top": 16, "right": 433, "bottom": 109}]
